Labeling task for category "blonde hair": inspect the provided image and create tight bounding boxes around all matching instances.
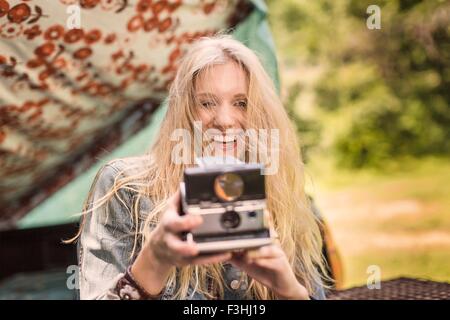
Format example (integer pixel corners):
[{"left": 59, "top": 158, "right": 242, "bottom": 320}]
[{"left": 69, "top": 34, "right": 330, "bottom": 299}]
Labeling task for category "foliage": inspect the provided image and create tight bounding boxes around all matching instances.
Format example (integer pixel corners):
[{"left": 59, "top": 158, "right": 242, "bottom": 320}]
[{"left": 267, "top": 0, "right": 450, "bottom": 168}]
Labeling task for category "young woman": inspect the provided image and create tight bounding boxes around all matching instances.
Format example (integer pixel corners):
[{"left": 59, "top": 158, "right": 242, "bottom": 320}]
[{"left": 73, "top": 34, "right": 329, "bottom": 300}]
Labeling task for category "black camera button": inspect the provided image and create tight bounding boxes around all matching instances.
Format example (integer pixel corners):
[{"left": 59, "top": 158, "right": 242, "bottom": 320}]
[{"left": 247, "top": 211, "right": 257, "bottom": 218}]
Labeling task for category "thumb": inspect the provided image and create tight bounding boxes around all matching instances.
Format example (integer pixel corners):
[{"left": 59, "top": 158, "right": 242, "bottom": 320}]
[{"left": 168, "top": 188, "right": 181, "bottom": 209}]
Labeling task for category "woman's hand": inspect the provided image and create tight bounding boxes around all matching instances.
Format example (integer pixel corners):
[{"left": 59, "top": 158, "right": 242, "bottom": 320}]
[
  {"left": 146, "top": 189, "right": 232, "bottom": 268},
  {"left": 229, "top": 237, "right": 310, "bottom": 300},
  {"left": 131, "top": 189, "right": 231, "bottom": 295}
]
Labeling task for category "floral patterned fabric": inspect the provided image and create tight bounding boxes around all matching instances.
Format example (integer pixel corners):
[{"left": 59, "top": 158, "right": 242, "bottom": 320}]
[{"left": 0, "top": 0, "right": 253, "bottom": 229}]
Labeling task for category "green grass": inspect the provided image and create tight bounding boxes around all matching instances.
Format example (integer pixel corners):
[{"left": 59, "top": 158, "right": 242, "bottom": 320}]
[
  {"left": 344, "top": 247, "right": 450, "bottom": 288},
  {"left": 307, "top": 155, "right": 450, "bottom": 192},
  {"left": 306, "top": 155, "right": 450, "bottom": 288}
]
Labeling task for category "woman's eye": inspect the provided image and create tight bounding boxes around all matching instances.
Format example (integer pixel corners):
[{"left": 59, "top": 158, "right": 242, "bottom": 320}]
[
  {"left": 235, "top": 100, "right": 247, "bottom": 108},
  {"left": 200, "top": 101, "right": 214, "bottom": 108}
]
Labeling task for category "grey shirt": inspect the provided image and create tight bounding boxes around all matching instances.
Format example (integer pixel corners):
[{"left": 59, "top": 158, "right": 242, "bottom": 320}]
[{"left": 77, "top": 157, "right": 326, "bottom": 300}]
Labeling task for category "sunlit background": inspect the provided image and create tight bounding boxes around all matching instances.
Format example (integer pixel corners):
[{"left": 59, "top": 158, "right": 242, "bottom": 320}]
[
  {"left": 266, "top": 0, "right": 450, "bottom": 288},
  {"left": 2, "top": 0, "right": 449, "bottom": 297}
]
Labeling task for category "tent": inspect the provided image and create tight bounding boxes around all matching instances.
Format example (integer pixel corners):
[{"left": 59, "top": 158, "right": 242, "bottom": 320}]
[{"left": 0, "top": 0, "right": 279, "bottom": 229}]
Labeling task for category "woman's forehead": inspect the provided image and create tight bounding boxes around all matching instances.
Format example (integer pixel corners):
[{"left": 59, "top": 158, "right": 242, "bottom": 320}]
[{"left": 195, "top": 61, "right": 248, "bottom": 96}]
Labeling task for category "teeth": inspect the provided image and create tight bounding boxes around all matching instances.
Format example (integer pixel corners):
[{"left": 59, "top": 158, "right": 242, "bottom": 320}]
[{"left": 213, "top": 135, "right": 236, "bottom": 143}]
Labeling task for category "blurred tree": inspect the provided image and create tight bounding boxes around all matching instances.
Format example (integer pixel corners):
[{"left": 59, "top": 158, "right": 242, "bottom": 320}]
[
  {"left": 267, "top": 0, "right": 450, "bottom": 168},
  {"left": 283, "top": 82, "right": 321, "bottom": 163}
]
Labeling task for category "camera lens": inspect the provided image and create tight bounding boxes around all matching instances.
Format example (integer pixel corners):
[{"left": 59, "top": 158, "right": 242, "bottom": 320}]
[
  {"left": 214, "top": 173, "right": 244, "bottom": 201},
  {"left": 220, "top": 210, "right": 241, "bottom": 229}
]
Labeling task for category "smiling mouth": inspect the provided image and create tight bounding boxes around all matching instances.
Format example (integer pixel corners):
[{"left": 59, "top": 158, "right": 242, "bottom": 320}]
[
  {"left": 210, "top": 136, "right": 238, "bottom": 152},
  {"left": 212, "top": 135, "right": 237, "bottom": 143}
]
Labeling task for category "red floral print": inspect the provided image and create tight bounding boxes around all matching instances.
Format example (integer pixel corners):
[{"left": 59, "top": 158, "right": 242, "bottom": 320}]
[
  {"left": 136, "top": 0, "right": 152, "bottom": 13},
  {"left": 59, "top": 0, "right": 78, "bottom": 5},
  {"left": 84, "top": 29, "right": 102, "bottom": 44},
  {"left": 104, "top": 33, "right": 116, "bottom": 44},
  {"left": 127, "top": 15, "right": 144, "bottom": 32},
  {"left": 0, "top": 129, "right": 5, "bottom": 144},
  {"left": 0, "top": 0, "right": 250, "bottom": 226},
  {"left": 152, "top": 0, "right": 166, "bottom": 16},
  {"left": 144, "top": 17, "right": 158, "bottom": 32},
  {"left": 168, "top": 47, "right": 181, "bottom": 63},
  {"left": 53, "top": 57, "right": 67, "bottom": 69},
  {"left": 80, "top": 0, "right": 100, "bottom": 9},
  {"left": 0, "top": 0, "right": 9, "bottom": 18},
  {"left": 64, "top": 29, "right": 84, "bottom": 43},
  {"left": 7, "top": 3, "right": 32, "bottom": 23},
  {"left": 45, "top": 25, "right": 65, "bottom": 41},
  {"left": 34, "top": 42, "right": 56, "bottom": 58},
  {"left": 96, "top": 83, "right": 114, "bottom": 96},
  {"left": 101, "top": 0, "right": 119, "bottom": 11},
  {"left": 39, "top": 68, "right": 54, "bottom": 81},
  {"left": 73, "top": 47, "right": 93, "bottom": 60},
  {"left": 133, "top": 64, "right": 152, "bottom": 82},
  {"left": 0, "top": 22, "right": 24, "bottom": 38},
  {"left": 158, "top": 17, "right": 172, "bottom": 33},
  {"left": 26, "top": 58, "right": 45, "bottom": 69},
  {"left": 28, "top": 6, "right": 44, "bottom": 24},
  {"left": 24, "top": 25, "right": 42, "bottom": 40},
  {"left": 167, "top": 0, "right": 181, "bottom": 13},
  {"left": 203, "top": 2, "right": 216, "bottom": 15}
]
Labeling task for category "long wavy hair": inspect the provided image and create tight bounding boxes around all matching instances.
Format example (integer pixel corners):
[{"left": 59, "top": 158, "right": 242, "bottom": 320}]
[{"left": 68, "top": 34, "right": 329, "bottom": 299}]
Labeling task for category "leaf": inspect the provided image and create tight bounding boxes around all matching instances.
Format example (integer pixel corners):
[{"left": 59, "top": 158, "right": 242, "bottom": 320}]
[
  {"left": 116, "top": 0, "right": 128, "bottom": 13},
  {"left": 35, "top": 5, "right": 42, "bottom": 16},
  {"left": 28, "top": 5, "right": 43, "bottom": 24}
]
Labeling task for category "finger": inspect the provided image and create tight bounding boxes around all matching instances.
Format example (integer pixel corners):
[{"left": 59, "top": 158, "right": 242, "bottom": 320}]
[
  {"left": 249, "top": 257, "right": 279, "bottom": 270},
  {"left": 189, "top": 252, "right": 233, "bottom": 265},
  {"left": 165, "top": 232, "right": 199, "bottom": 257},
  {"left": 167, "top": 189, "right": 181, "bottom": 211},
  {"left": 161, "top": 190, "right": 182, "bottom": 221},
  {"left": 230, "top": 249, "right": 260, "bottom": 266},
  {"left": 264, "top": 208, "right": 275, "bottom": 229},
  {"left": 270, "top": 227, "right": 280, "bottom": 242},
  {"left": 245, "top": 244, "right": 281, "bottom": 261},
  {"left": 162, "top": 212, "right": 203, "bottom": 233}
]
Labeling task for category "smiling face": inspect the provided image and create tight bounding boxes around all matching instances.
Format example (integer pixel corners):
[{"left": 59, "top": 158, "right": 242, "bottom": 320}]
[{"left": 194, "top": 60, "right": 248, "bottom": 159}]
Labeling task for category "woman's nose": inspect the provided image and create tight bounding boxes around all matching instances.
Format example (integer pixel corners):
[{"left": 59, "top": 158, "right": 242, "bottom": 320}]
[{"left": 213, "top": 104, "right": 236, "bottom": 130}]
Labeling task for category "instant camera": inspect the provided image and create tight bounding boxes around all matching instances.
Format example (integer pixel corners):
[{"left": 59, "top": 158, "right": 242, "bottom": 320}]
[{"left": 179, "top": 157, "right": 274, "bottom": 254}]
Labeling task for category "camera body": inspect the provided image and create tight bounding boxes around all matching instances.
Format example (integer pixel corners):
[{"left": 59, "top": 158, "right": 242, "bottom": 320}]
[{"left": 180, "top": 158, "right": 273, "bottom": 254}]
